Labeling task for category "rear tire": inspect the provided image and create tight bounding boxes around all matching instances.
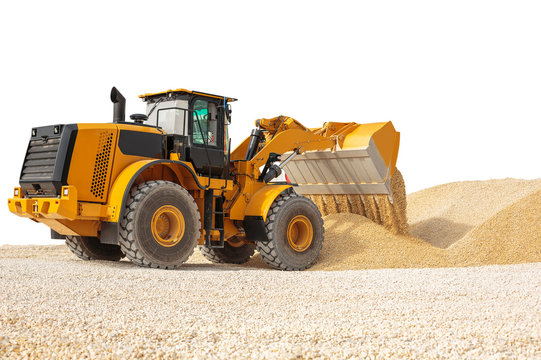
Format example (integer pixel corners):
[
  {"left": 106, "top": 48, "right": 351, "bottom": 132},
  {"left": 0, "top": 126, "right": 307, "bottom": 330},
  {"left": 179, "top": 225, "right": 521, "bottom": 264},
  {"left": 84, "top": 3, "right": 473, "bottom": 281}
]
[
  {"left": 256, "top": 191, "right": 324, "bottom": 270},
  {"left": 199, "top": 239, "right": 256, "bottom": 264},
  {"left": 65, "top": 235, "right": 124, "bottom": 261},
  {"left": 119, "top": 180, "right": 200, "bottom": 269}
]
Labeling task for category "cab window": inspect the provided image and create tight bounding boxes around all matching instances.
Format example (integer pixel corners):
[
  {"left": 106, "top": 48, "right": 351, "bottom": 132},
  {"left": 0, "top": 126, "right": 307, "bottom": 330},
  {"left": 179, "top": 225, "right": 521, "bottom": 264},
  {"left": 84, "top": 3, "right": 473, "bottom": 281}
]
[
  {"left": 156, "top": 108, "right": 185, "bottom": 135},
  {"left": 193, "top": 99, "right": 218, "bottom": 146}
]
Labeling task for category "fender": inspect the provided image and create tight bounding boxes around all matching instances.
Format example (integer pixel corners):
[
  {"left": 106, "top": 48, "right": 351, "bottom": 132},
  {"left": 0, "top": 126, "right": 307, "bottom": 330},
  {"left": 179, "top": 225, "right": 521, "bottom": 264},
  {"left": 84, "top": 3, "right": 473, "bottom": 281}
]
[
  {"left": 100, "top": 159, "right": 208, "bottom": 244},
  {"left": 242, "top": 184, "right": 293, "bottom": 242},
  {"left": 244, "top": 184, "right": 293, "bottom": 221},
  {"left": 106, "top": 159, "right": 215, "bottom": 222}
]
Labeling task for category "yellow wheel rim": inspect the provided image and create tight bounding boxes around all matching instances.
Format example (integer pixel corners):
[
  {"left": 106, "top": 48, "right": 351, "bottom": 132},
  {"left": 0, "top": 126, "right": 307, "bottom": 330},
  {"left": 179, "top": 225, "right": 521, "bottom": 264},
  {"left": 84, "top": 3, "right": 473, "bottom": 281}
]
[
  {"left": 151, "top": 205, "right": 185, "bottom": 247},
  {"left": 227, "top": 236, "right": 245, "bottom": 248},
  {"left": 287, "top": 215, "right": 313, "bottom": 252}
]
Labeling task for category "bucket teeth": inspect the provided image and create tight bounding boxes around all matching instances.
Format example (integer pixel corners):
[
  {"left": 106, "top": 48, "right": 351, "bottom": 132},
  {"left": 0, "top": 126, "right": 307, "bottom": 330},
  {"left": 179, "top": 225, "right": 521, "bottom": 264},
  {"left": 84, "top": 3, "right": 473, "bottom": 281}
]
[
  {"left": 361, "top": 195, "right": 381, "bottom": 223},
  {"left": 334, "top": 195, "right": 351, "bottom": 213},
  {"left": 346, "top": 194, "right": 365, "bottom": 217},
  {"left": 322, "top": 195, "right": 339, "bottom": 215}
]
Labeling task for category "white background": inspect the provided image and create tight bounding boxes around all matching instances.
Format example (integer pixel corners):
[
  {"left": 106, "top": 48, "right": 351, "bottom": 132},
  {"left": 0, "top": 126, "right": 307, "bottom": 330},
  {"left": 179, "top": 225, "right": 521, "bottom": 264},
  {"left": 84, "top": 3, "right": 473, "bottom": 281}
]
[{"left": 1, "top": 1, "right": 539, "bottom": 245}]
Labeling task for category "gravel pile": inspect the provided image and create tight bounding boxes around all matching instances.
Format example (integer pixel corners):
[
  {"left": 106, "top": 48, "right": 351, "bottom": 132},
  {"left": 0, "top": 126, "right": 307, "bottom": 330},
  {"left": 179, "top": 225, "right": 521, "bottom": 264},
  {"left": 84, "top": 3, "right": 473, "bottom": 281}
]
[
  {"left": 238, "top": 178, "right": 541, "bottom": 270},
  {"left": 307, "top": 180, "right": 541, "bottom": 270},
  {"left": 1, "top": 247, "right": 540, "bottom": 359},
  {"left": 408, "top": 178, "right": 541, "bottom": 249},
  {"left": 449, "top": 188, "right": 541, "bottom": 266}
]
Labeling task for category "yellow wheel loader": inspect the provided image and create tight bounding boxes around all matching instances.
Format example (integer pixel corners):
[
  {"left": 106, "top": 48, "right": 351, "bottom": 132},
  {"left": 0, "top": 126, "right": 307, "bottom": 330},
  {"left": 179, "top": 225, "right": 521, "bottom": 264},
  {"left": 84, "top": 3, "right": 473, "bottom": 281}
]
[{"left": 7, "top": 87, "right": 404, "bottom": 270}]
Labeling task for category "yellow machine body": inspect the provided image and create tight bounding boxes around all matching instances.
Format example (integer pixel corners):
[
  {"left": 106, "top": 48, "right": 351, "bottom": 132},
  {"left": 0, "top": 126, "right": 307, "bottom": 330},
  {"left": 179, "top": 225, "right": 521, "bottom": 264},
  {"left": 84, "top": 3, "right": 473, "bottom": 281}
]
[{"left": 7, "top": 90, "right": 400, "bottom": 250}]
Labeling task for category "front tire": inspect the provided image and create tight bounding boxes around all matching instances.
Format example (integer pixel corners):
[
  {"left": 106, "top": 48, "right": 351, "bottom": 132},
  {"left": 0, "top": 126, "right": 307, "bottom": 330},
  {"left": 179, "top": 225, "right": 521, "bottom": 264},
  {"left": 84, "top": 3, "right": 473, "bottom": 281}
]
[
  {"left": 256, "top": 191, "right": 324, "bottom": 270},
  {"left": 119, "top": 180, "right": 200, "bottom": 269},
  {"left": 65, "top": 235, "right": 124, "bottom": 261}
]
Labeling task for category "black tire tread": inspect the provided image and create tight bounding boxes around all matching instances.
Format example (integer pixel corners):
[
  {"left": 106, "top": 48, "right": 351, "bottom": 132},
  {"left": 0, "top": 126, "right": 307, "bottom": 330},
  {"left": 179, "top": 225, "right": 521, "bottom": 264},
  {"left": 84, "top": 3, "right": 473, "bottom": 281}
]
[
  {"left": 256, "top": 192, "right": 324, "bottom": 271},
  {"left": 198, "top": 242, "right": 255, "bottom": 264},
  {"left": 119, "top": 180, "right": 200, "bottom": 269},
  {"left": 65, "top": 236, "right": 91, "bottom": 260},
  {"left": 65, "top": 235, "right": 124, "bottom": 261}
]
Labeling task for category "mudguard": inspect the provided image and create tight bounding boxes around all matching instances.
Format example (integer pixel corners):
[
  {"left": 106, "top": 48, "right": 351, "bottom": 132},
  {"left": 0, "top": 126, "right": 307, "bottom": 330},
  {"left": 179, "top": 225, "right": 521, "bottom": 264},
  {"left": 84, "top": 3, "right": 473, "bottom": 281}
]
[
  {"left": 242, "top": 184, "right": 293, "bottom": 242},
  {"left": 244, "top": 184, "right": 293, "bottom": 222}
]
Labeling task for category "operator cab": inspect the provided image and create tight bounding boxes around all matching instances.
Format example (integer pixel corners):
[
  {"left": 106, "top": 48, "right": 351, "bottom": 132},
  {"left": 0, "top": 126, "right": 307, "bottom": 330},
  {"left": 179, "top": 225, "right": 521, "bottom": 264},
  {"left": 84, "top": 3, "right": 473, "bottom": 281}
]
[{"left": 138, "top": 89, "right": 236, "bottom": 177}]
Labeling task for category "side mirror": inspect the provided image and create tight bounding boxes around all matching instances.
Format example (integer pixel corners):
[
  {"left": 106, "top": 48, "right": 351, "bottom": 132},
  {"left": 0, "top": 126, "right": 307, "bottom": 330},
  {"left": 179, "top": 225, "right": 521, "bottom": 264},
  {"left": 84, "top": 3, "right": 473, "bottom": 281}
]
[{"left": 227, "top": 104, "right": 232, "bottom": 122}]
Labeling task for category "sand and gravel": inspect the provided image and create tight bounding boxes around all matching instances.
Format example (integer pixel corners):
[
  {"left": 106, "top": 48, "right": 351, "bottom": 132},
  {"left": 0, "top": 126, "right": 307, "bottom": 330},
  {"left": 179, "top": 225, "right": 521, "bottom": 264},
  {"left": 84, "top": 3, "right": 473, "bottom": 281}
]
[
  {"left": 234, "top": 178, "right": 541, "bottom": 271},
  {"left": 1, "top": 178, "right": 540, "bottom": 358},
  {"left": 1, "top": 248, "right": 540, "bottom": 359}
]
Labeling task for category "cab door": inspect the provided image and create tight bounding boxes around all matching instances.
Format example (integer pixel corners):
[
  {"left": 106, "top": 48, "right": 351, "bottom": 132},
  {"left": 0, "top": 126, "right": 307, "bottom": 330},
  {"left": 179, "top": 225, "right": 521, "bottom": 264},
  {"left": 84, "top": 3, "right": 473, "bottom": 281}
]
[{"left": 187, "top": 97, "right": 226, "bottom": 177}]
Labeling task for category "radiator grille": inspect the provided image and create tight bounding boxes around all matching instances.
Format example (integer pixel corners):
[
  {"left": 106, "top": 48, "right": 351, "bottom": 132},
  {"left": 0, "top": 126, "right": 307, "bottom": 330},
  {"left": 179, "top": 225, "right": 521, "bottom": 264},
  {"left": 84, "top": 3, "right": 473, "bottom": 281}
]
[
  {"left": 90, "top": 132, "right": 114, "bottom": 199},
  {"left": 20, "top": 137, "right": 60, "bottom": 181}
]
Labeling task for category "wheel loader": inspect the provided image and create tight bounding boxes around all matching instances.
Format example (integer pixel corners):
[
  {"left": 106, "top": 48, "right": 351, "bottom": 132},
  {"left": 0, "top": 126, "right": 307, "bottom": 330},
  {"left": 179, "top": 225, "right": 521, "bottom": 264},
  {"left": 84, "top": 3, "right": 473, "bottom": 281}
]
[{"left": 7, "top": 87, "right": 403, "bottom": 270}]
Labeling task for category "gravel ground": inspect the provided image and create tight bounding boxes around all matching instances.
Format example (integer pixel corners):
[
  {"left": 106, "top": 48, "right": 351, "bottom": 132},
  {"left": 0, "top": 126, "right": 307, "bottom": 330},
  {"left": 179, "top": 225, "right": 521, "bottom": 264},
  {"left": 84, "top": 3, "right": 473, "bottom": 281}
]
[{"left": 1, "top": 246, "right": 540, "bottom": 359}]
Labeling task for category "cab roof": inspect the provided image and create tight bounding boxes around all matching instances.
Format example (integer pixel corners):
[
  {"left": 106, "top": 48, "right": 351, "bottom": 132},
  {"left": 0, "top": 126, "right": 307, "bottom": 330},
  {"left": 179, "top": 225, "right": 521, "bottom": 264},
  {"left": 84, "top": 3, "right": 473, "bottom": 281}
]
[{"left": 138, "top": 88, "right": 237, "bottom": 102}]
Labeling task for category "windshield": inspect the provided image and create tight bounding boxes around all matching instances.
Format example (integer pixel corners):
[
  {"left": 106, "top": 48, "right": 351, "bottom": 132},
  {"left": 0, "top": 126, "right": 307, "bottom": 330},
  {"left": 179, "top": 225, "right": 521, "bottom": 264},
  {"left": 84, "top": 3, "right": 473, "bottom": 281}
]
[{"left": 192, "top": 100, "right": 218, "bottom": 146}]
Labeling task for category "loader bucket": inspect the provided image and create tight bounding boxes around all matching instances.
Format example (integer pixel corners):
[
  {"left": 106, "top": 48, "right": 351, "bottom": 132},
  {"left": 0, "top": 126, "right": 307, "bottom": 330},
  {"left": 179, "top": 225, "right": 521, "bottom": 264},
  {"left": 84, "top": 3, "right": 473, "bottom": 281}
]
[{"left": 282, "top": 121, "right": 408, "bottom": 234}]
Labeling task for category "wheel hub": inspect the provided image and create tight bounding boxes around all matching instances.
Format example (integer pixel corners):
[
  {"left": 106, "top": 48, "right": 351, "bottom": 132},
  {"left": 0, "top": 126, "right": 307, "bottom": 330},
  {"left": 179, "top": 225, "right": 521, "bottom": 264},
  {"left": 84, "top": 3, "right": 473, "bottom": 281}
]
[
  {"left": 287, "top": 215, "right": 313, "bottom": 252},
  {"left": 151, "top": 205, "right": 185, "bottom": 247}
]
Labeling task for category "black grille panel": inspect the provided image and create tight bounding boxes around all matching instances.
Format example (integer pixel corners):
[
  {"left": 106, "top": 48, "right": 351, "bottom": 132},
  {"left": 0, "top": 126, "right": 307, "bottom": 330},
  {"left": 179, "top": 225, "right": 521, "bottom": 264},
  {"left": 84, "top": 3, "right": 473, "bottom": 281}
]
[
  {"left": 19, "top": 124, "right": 78, "bottom": 197},
  {"left": 21, "top": 138, "right": 60, "bottom": 181}
]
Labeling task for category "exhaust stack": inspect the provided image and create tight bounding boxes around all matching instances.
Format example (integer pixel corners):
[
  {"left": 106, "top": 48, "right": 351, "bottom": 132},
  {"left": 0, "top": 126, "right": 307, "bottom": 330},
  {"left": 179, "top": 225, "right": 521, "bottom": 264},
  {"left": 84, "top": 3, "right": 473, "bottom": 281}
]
[{"left": 110, "top": 87, "right": 126, "bottom": 123}]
